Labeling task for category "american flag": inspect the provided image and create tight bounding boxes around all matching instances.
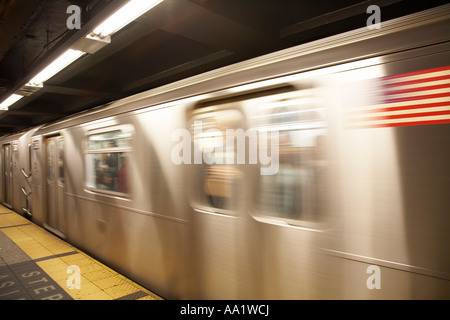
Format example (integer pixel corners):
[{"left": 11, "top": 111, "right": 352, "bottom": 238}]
[{"left": 346, "top": 66, "right": 450, "bottom": 129}]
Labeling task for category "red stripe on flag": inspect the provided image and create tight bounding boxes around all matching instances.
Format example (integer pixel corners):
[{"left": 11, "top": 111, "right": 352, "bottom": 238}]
[
  {"left": 380, "top": 101, "right": 450, "bottom": 113},
  {"left": 346, "top": 101, "right": 450, "bottom": 116},
  {"left": 358, "top": 110, "right": 450, "bottom": 122}
]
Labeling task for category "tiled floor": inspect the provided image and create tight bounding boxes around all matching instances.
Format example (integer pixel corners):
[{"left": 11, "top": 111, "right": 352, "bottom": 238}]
[{"left": 0, "top": 206, "right": 162, "bottom": 300}]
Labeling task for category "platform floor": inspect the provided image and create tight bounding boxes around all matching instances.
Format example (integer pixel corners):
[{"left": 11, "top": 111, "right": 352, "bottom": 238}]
[{"left": 0, "top": 205, "right": 162, "bottom": 300}]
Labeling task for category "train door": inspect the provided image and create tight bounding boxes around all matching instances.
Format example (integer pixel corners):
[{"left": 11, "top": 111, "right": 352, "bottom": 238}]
[
  {"left": 3, "top": 144, "right": 13, "bottom": 208},
  {"left": 45, "top": 136, "right": 65, "bottom": 236},
  {"left": 188, "top": 85, "right": 334, "bottom": 299},
  {"left": 242, "top": 88, "right": 334, "bottom": 299},
  {"left": 12, "top": 141, "right": 20, "bottom": 211},
  {"left": 22, "top": 143, "right": 33, "bottom": 216},
  {"left": 188, "top": 104, "right": 250, "bottom": 299}
]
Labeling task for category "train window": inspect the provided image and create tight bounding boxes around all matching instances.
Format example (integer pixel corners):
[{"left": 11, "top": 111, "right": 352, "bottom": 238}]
[
  {"left": 58, "top": 139, "right": 64, "bottom": 185},
  {"left": 87, "top": 130, "right": 130, "bottom": 150},
  {"left": 47, "top": 141, "right": 54, "bottom": 181},
  {"left": 249, "top": 90, "right": 327, "bottom": 224},
  {"left": 189, "top": 108, "right": 244, "bottom": 213},
  {"left": 85, "top": 127, "right": 132, "bottom": 195},
  {"left": 28, "top": 144, "right": 32, "bottom": 174}
]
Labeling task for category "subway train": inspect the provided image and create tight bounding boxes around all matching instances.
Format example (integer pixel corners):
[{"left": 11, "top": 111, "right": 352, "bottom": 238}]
[{"left": 1, "top": 5, "right": 449, "bottom": 299}]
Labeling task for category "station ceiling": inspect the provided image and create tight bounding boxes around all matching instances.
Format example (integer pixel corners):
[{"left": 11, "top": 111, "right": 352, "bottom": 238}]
[{"left": 0, "top": 0, "right": 447, "bottom": 135}]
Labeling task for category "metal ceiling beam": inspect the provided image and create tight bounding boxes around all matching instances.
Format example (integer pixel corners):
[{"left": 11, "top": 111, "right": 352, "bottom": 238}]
[
  {"left": 0, "top": 123, "right": 22, "bottom": 129},
  {"left": 0, "top": 114, "right": 35, "bottom": 126},
  {"left": 1, "top": 110, "right": 64, "bottom": 117},
  {"left": 123, "top": 49, "right": 233, "bottom": 92},
  {"left": 47, "top": 23, "right": 161, "bottom": 85},
  {"left": 281, "top": 0, "right": 402, "bottom": 38},
  {"left": 43, "top": 84, "right": 123, "bottom": 100},
  {"left": 61, "top": 95, "right": 106, "bottom": 114},
  {"left": 152, "top": 0, "right": 274, "bottom": 53}
]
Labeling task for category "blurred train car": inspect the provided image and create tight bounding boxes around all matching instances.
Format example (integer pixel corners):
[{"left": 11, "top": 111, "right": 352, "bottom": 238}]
[
  {"left": 0, "top": 128, "right": 39, "bottom": 216},
  {"left": 0, "top": 5, "right": 449, "bottom": 299}
]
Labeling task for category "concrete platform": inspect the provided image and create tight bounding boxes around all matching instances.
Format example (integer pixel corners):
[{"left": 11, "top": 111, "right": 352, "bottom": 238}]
[{"left": 0, "top": 205, "right": 162, "bottom": 300}]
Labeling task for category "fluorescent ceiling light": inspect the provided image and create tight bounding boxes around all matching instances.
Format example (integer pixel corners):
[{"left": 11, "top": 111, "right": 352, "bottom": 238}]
[
  {"left": 91, "top": 0, "right": 164, "bottom": 38},
  {"left": 27, "top": 49, "right": 85, "bottom": 87},
  {"left": 0, "top": 94, "right": 24, "bottom": 110}
]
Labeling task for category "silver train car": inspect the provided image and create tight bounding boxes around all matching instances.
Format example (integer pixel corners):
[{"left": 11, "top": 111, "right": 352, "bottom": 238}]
[{"left": 0, "top": 5, "right": 449, "bottom": 299}]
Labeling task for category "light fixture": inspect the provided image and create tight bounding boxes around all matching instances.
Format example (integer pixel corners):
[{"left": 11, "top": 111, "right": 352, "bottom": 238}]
[
  {"left": 2, "top": 1, "right": 164, "bottom": 111},
  {"left": 27, "top": 49, "right": 86, "bottom": 87},
  {"left": 0, "top": 94, "right": 24, "bottom": 110},
  {"left": 91, "top": 0, "right": 164, "bottom": 38}
]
